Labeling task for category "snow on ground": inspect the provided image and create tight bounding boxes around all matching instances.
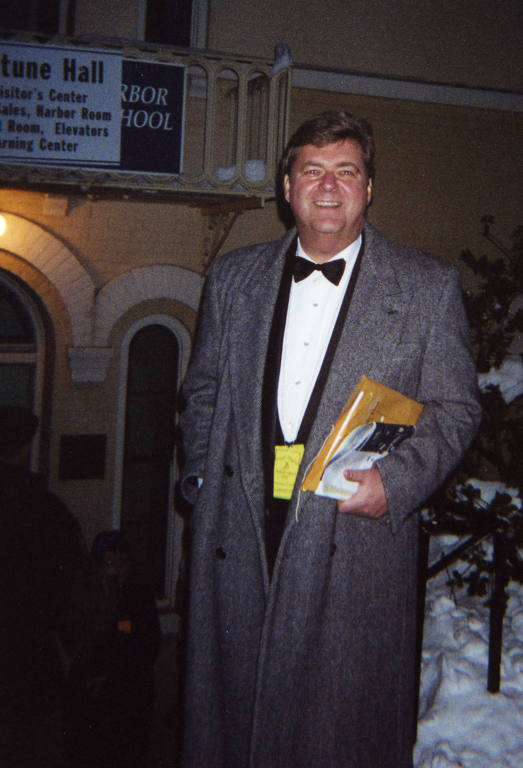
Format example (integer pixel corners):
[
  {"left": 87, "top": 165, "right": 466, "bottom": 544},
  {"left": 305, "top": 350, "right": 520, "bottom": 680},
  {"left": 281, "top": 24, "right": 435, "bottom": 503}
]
[{"left": 415, "top": 559, "right": 523, "bottom": 767}]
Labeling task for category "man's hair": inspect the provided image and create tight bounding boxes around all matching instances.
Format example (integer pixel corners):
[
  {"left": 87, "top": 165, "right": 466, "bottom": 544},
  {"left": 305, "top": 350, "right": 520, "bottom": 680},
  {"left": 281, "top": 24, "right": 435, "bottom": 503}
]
[{"left": 280, "top": 110, "right": 375, "bottom": 181}]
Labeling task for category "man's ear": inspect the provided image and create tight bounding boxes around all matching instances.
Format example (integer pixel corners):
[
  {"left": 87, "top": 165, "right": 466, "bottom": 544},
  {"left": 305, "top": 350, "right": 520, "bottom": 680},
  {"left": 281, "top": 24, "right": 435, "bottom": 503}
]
[
  {"left": 366, "top": 178, "right": 373, "bottom": 206},
  {"left": 283, "top": 174, "right": 291, "bottom": 203}
]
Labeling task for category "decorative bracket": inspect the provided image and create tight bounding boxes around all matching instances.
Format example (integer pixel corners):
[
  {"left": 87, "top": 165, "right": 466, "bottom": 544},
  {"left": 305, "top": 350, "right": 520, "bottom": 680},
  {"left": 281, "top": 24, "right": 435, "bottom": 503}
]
[
  {"left": 203, "top": 211, "right": 240, "bottom": 271},
  {"left": 201, "top": 196, "right": 265, "bottom": 270},
  {"left": 68, "top": 347, "right": 113, "bottom": 384}
]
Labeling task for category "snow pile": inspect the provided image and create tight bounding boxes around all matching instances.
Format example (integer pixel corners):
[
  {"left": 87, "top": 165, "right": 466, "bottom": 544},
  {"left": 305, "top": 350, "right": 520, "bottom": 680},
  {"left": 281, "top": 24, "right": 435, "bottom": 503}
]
[
  {"left": 415, "top": 569, "right": 523, "bottom": 767},
  {"left": 243, "top": 159, "right": 266, "bottom": 182},
  {"left": 272, "top": 43, "right": 293, "bottom": 75},
  {"left": 478, "top": 355, "right": 523, "bottom": 404},
  {"left": 214, "top": 165, "right": 237, "bottom": 182},
  {"left": 462, "top": 481, "right": 521, "bottom": 518},
  {"left": 213, "top": 160, "right": 266, "bottom": 184}
]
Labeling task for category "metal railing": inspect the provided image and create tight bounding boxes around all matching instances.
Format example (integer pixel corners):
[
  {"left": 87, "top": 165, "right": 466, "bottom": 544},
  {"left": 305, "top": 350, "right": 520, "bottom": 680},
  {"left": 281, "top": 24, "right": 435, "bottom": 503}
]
[{"left": 0, "top": 32, "right": 293, "bottom": 202}]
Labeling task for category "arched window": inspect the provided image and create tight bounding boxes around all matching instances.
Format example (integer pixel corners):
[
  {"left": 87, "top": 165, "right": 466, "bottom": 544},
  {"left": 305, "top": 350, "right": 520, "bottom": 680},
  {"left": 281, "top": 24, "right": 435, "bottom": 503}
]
[
  {"left": 0, "top": 279, "right": 36, "bottom": 403},
  {"left": 115, "top": 316, "right": 191, "bottom": 608},
  {"left": 145, "top": 0, "right": 193, "bottom": 46},
  {"left": 4, "top": 0, "right": 62, "bottom": 35},
  {"left": 0, "top": 271, "right": 46, "bottom": 469}
]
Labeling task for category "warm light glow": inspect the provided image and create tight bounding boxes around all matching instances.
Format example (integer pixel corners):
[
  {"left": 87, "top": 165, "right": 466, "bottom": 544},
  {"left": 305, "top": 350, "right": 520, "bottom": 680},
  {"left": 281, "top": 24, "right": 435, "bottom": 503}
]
[{"left": 0, "top": 215, "right": 6, "bottom": 236}]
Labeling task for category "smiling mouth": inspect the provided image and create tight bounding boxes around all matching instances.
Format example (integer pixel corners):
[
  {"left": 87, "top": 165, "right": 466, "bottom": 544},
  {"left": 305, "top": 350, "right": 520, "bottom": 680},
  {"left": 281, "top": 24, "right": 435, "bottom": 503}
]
[{"left": 314, "top": 201, "right": 341, "bottom": 208}]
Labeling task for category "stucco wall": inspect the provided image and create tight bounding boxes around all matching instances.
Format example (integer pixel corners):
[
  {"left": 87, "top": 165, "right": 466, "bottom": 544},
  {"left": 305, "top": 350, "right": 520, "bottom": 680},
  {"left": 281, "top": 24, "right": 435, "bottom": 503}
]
[
  {"left": 208, "top": 0, "right": 523, "bottom": 92},
  {"left": 222, "top": 90, "right": 523, "bottom": 280},
  {"left": 1, "top": 81, "right": 521, "bottom": 543},
  {"left": 1, "top": 0, "right": 522, "bottom": 568}
]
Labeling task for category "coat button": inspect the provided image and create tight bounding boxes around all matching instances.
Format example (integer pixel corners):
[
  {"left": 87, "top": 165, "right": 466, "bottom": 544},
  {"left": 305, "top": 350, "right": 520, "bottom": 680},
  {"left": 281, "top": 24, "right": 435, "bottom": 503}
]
[
  {"left": 216, "top": 547, "right": 227, "bottom": 560},
  {"left": 330, "top": 543, "right": 337, "bottom": 557},
  {"left": 224, "top": 464, "right": 234, "bottom": 477}
]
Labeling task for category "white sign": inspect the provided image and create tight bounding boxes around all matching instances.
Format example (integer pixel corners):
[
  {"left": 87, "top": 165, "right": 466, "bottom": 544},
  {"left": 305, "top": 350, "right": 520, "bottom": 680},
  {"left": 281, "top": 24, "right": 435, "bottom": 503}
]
[{"left": 0, "top": 42, "right": 122, "bottom": 166}]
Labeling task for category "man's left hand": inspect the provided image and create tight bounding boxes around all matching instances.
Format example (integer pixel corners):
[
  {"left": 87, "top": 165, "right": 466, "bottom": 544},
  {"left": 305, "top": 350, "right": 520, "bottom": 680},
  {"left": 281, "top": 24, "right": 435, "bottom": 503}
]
[{"left": 337, "top": 467, "right": 388, "bottom": 518}]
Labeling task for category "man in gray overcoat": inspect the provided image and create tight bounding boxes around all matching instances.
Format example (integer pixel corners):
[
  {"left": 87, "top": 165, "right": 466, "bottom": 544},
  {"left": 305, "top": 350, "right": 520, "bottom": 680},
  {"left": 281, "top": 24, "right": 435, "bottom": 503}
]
[{"left": 179, "top": 111, "right": 481, "bottom": 768}]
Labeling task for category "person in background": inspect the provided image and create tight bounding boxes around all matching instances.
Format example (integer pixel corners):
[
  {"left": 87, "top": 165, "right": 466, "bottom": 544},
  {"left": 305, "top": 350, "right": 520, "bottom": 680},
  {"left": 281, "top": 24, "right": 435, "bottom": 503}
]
[
  {"left": 179, "top": 110, "right": 482, "bottom": 768},
  {"left": 63, "top": 529, "right": 161, "bottom": 768},
  {"left": 0, "top": 405, "right": 87, "bottom": 767}
]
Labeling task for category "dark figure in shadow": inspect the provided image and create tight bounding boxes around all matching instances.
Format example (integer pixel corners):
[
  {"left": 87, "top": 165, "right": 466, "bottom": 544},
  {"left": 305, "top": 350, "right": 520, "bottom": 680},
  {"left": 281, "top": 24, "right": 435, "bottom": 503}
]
[
  {"left": 64, "top": 530, "right": 162, "bottom": 768},
  {"left": 0, "top": 406, "right": 88, "bottom": 767}
]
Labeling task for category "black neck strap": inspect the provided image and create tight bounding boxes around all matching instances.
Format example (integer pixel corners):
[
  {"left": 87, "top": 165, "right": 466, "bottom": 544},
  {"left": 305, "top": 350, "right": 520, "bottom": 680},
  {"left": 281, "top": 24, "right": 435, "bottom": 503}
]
[
  {"left": 294, "top": 231, "right": 365, "bottom": 444},
  {"left": 262, "top": 236, "right": 297, "bottom": 491}
]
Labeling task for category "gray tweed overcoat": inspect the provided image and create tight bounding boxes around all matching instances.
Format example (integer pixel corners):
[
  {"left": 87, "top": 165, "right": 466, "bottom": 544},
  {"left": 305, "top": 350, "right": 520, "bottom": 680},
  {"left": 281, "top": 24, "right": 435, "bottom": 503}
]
[{"left": 179, "top": 222, "right": 481, "bottom": 768}]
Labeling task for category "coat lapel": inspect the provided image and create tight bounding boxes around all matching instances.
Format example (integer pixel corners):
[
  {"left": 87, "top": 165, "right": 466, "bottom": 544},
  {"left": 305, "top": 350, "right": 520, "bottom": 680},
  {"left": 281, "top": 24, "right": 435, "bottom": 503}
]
[
  {"left": 225, "top": 222, "right": 415, "bottom": 519},
  {"left": 228, "top": 230, "right": 297, "bottom": 505},
  {"left": 294, "top": 223, "right": 415, "bottom": 506}
]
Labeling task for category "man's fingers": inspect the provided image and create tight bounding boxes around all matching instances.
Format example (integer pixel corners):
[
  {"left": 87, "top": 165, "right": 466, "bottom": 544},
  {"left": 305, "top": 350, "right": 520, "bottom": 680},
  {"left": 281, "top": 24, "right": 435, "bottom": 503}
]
[
  {"left": 343, "top": 468, "right": 366, "bottom": 483},
  {"left": 337, "top": 468, "right": 388, "bottom": 518}
]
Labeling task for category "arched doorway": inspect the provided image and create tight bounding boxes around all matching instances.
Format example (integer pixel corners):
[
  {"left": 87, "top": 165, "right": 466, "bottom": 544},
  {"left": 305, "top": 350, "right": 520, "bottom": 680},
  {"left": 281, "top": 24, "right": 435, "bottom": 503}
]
[
  {"left": 115, "top": 315, "right": 191, "bottom": 607},
  {"left": 120, "top": 324, "right": 179, "bottom": 593}
]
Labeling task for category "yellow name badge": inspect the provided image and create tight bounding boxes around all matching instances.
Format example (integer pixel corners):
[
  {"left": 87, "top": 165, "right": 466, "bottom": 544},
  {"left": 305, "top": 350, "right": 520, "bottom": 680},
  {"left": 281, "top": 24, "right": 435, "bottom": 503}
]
[{"left": 273, "top": 443, "right": 305, "bottom": 500}]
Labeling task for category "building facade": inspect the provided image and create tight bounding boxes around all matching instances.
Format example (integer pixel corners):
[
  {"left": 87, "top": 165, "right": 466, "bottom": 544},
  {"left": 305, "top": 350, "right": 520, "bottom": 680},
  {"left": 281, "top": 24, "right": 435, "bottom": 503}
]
[{"left": 1, "top": 0, "right": 522, "bottom": 626}]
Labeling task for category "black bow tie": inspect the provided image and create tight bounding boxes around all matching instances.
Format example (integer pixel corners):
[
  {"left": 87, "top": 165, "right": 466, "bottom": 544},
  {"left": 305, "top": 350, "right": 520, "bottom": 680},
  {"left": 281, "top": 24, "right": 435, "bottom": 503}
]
[{"left": 293, "top": 256, "right": 346, "bottom": 285}]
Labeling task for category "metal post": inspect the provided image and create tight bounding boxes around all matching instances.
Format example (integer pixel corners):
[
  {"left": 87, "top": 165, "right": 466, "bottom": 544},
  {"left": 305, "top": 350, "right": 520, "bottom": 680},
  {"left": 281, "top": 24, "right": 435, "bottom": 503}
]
[{"left": 487, "top": 532, "right": 506, "bottom": 694}]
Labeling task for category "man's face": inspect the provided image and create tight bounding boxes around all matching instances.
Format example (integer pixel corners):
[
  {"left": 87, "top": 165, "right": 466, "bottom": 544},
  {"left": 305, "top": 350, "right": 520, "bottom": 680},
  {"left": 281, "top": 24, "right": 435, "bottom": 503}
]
[{"left": 283, "top": 140, "right": 372, "bottom": 262}]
